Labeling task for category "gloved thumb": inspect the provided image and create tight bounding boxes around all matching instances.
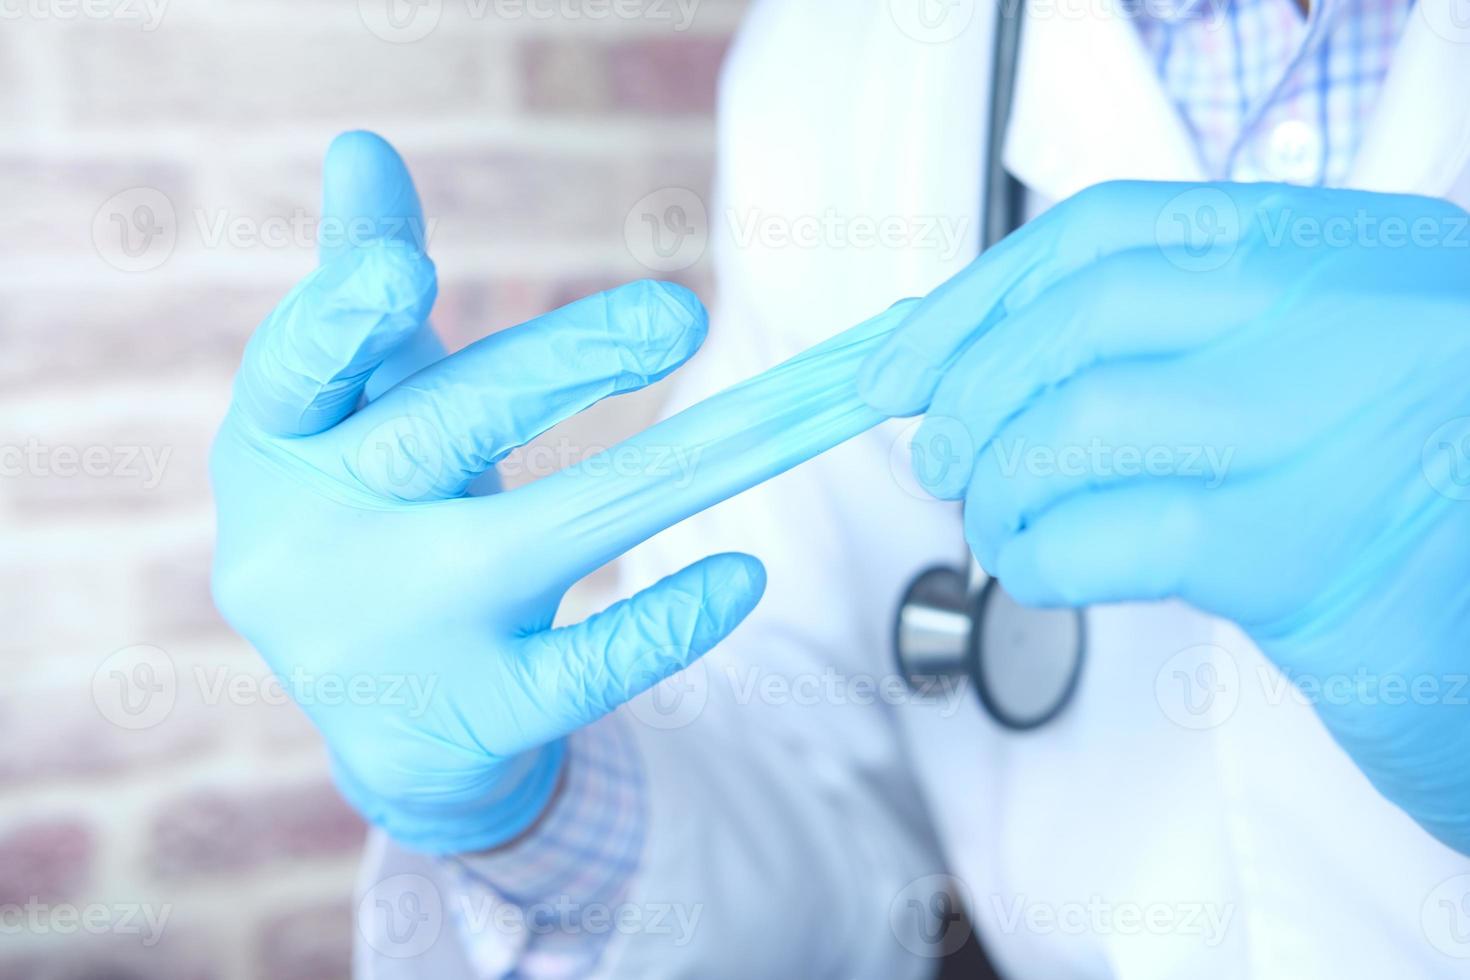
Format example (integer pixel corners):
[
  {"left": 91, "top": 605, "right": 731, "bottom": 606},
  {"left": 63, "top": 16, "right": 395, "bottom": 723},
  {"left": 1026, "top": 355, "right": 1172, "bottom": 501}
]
[
  {"left": 233, "top": 242, "right": 437, "bottom": 436},
  {"left": 319, "top": 130, "right": 445, "bottom": 398},
  {"left": 521, "top": 552, "right": 767, "bottom": 733},
  {"left": 319, "top": 130, "right": 427, "bottom": 263}
]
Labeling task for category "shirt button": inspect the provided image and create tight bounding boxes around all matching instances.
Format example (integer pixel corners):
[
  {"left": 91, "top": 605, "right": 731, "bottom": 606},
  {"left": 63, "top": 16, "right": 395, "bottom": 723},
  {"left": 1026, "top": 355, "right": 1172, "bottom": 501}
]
[{"left": 1262, "top": 119, "right": 1322, "bottom": 183}]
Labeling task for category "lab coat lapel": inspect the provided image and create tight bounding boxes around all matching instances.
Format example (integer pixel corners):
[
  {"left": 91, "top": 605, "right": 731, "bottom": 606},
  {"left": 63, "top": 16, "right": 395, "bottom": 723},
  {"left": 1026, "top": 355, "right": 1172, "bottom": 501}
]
[
  {"left": 1348, "top": 0, "right": 1470, "bottom": 201},
  {"left": 710, "top": 0, "right": 991, "bottom": 356},
  {"left": 1003, "top": 0, "right": 1206, "bottom": 202}
]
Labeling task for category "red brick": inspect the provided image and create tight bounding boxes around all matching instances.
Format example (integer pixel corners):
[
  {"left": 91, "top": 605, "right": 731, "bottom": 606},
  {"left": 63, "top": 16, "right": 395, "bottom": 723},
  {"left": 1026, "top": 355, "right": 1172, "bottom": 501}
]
[
  {"left": 0, "top": 285, "right": 273, "bottom": 393},
  {"left": 0, "top": 154, "right": 193, "bottom": 262},
  {"left": 149, "top": 781, "right": 364, "bottom": 878},
  {"left": 520, "top": 38, "right": 610, "bottom": 114},
  {"left": 2, "top": 0, "right": 735, "bottom": 962},
  {"left": 247, "top": 698, "right": 324, "bottom": 751},
  {"left": 0, "top": 820, "right": 93, "bottom": 906},
  {"left": 412, "top": 148, "right": 631, "bottom": 247},
  {"left": 256, "top": 902, "right": 353, "bottom": 980},
  {"left": 139, "top": 547, "right": 230, "bottom": 639},
  {"left": 0, "top": 936, "right": 216, "bottom": 980},
  {"left": 59, "top": 25, "right": 509, "bottom": 126},
  {"left": 3, "top": 410, "right": 216, "bottom": 517},
  {"left": 431, "top": 277, "right": 512, "bottom": 354},
  {"left": 0, "top": 683, "right": 214, "bottom": 787},
  {"left": 606, "top": 36, "right": 730, "bottom": 113},
  {"left": 523, "top": 36, "right": 730, "bottom": 115},
  {"left": 0, "top": 563, "right": 116, "bottom": 658}
]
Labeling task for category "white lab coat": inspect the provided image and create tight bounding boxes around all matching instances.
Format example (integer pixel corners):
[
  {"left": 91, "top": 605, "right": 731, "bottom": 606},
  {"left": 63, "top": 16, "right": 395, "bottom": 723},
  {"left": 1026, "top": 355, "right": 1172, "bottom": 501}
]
[{"left": 357, "top": 2, "right": 1470, "bottom": 977}]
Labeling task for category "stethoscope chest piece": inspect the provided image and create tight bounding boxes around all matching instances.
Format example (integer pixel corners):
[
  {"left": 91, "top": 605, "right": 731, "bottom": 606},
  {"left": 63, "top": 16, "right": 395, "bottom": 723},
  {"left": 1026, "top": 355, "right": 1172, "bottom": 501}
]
[{"left": 894, "top": 563, "right": 1085, "bottom": 730}]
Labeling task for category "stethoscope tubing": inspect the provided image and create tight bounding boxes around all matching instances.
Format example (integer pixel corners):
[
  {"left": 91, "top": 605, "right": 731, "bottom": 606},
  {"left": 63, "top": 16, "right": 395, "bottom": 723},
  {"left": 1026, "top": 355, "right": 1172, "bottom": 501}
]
[{"left": 891, "top": 0, "right": 1087, "bottom": 732}]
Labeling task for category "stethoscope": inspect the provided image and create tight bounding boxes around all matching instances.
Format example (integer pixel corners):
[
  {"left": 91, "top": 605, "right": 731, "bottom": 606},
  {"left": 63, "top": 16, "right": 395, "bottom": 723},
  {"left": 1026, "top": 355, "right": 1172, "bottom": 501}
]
[{"left": 892, "top": 0, "right": 1087, "bottom": 731}]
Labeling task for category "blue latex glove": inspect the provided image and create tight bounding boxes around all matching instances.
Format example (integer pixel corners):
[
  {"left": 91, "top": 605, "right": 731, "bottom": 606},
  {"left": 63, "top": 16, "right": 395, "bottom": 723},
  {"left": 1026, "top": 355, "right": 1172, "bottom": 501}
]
[
  {"left": 212, "top": 132, "right": 904, "bottom": 854},
  {"left": 860, "top": 180, "right": 1470, "bottom": 854}
]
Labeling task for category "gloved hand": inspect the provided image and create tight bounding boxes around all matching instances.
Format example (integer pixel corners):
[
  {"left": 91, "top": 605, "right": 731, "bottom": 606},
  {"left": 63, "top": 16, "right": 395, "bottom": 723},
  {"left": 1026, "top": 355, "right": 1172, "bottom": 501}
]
[
  {"left": 213, "top": 131, "right": 903, "bottom": 854},
  {"left": 859, "top": 180, "right": 1470, "bottom": 854}
]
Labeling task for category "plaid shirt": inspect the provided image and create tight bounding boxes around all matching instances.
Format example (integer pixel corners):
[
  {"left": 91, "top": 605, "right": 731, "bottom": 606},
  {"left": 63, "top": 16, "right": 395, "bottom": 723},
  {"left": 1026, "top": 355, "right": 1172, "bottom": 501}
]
[
  {"left": 442, "top": 0, "right": 1412, "bottom": 973},
  {"left": 1133, "top": 0, "right": 1411, "bottom": 185},
  {"left": 447, "top": 716, "right": 645, "bottom": 978}
]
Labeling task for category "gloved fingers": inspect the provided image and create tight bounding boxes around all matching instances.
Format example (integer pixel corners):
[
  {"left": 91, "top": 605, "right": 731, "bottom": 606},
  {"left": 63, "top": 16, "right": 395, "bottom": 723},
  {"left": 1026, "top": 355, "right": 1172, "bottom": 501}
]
[
  {"left": 232, "top": 241, "right": 438, "bottom": 436},
  {"left": 959, "top": 360, "right": 1246, "bottom": 566},
  {"left": 319, "top": 130, "right": 448, "bottom": 398},
  {"left": 912, "top": 244, "right": 1274, "bottom": 500},
  {"left": 337, "top": 279, "right": 708, "bottom": 501},
  {"left": 517, "top": 552, "right": 766, "bottom": 733},
  {"left": 511, "top": 300, "right": 917, "bottom": 582},
  {"left": 988, "top": 479, "right": 1307, "bottom": 625},
  {"left": 988, "top": 483, "right": 1223, "bottom": 610},
  {"left": 858, "top": 180, "right": 1260, "bottom": 416}
]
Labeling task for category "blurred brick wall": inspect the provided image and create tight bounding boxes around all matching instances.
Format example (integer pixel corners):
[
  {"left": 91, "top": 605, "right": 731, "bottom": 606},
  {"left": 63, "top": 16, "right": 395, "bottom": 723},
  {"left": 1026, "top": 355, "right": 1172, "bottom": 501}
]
[{"left": 0, "top": 2, "right": 744, "bottom": 977}]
